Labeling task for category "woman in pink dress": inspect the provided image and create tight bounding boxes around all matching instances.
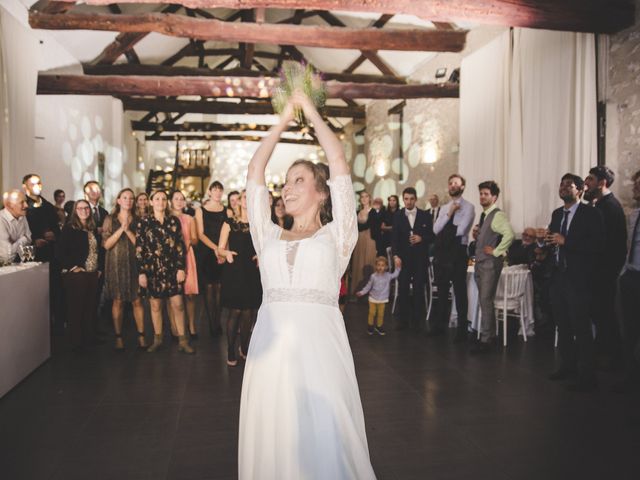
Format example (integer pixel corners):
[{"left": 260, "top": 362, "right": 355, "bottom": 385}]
[{"left": 170, "top": 190, "right": 199, "bottom": 337}]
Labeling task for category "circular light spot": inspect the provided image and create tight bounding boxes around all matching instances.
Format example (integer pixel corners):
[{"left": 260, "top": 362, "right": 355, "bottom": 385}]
[
  {"left": 365, "top": 166, "right": 375, "bottom": 184},
  {"left": 81, "top": 116, "right": 91, "bottom": 140},
  {"left": 353, "top": 153, "right": 366, "bottom": 178},
  {"left": 352, "top": 181, "right": 365, "bottom": 191},
  {"left": 408, "top": 144, "right": 421, "bottom": 167},
  {"left": 62, "top": 142, "right": 73, "bottom": 166},
  {"left": 415, "top": 179, "right": 425, "bottom": 198},
  {"left": 69, "top": 124, "right": 77, "bottom": 141},
  {"left": 94, "top": 115, "right": 103, "bottom": 131}
]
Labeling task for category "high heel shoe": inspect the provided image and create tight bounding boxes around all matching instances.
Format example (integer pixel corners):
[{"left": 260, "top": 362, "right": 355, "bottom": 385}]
[
  {"left": 147, "top": 334, "right": 163, "bottom": 353},
  {"left": 114, "top": 335, "right": 125, "bottom": 351},
  {"left": 178, "top": 335, "right": 195, "bottom": 354},
  {"left": 137, "top": 332, "right": 148, "bottom": 350},
  {"left": 239, "top": 347, "right": 247, "bottom": 361}
]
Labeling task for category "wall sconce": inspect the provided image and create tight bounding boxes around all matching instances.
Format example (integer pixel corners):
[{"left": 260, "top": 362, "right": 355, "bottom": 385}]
[
  {"left": 374, "top": 156, "right": 389, "bottom": 177},
  {"left": 422, "top": 142, "right": 439, "bottom": 164}
]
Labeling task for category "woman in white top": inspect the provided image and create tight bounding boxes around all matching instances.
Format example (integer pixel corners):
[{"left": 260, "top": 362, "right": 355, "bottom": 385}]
[{"left": 240, "top": 92, "right": 376, "bottom": 479}]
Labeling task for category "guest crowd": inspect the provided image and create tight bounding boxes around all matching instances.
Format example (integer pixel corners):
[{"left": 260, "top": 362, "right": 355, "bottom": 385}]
[{"left": 1, "top": 164, "right": 639, "bottom": 393}]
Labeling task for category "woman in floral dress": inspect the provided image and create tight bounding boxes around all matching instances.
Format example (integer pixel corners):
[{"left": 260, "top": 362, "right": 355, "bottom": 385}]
[{"left": 136, "top": 190, "right": 194, "bottom": 354}]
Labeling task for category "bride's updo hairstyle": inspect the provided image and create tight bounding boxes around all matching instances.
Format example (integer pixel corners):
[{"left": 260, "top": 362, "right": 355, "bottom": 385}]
[{"left": 287, "top": 159, "right": 333, "bottom": 225}]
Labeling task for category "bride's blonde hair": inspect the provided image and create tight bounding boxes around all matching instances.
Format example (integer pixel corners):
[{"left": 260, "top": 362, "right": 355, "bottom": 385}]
[{"left": 287, "top": 159, "right": 332, "bottom": 225}]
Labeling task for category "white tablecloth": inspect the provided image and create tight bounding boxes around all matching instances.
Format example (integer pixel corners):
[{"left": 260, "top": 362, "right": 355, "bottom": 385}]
[
  {"left": 0, "top": 262, "right": 50, "bottom": 397},
  {"left": 449, "top": 264, "right": 535, "bottom": 337}
]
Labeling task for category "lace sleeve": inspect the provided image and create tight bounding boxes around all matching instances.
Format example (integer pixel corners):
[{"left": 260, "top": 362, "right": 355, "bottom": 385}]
[
  {"left": 327, "top": 174, "right": 358, "bottom": 275},
  {"left": 246, "top": 180, "right": 280, "bottom": 255}
]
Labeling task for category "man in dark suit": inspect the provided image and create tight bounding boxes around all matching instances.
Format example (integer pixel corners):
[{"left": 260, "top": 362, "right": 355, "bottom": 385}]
[
  {"left": 546, "top": 173, "right": 605, "bottom": 392},
  {"left": 84, "top": 180, "right": 109, "bottom": 338},
  {"left": 615, "top": 169, "right": 640, "bottom": 393},
  {"left": 84, "top": 181, "right": 109, "bottom": 233},
  {"left": 392, "top": 187, "right": 434, "bottom": 331},
  {"left": 584, "top": 166, "right": 628, "bottom": 368}
]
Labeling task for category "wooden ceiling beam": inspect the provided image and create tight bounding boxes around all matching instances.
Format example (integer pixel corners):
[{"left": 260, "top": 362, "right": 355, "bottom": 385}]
[
  {"left": 132, "top": 120, "right": 316, "bottom": 133},
  {"left": 43, "top": 0, "right": 634, "bottom": 33},
  {"left": 82, "top": 63, "right": 406, "bottom": 84},
  {"left": 28, "top": 11, "right": 467, "bottom": 52},
  {"left": 120, "top": 97, "right": 366, "bottom": 118},
  {"left": 145, "top": 133, "right": 318, "bottom": 145},
  {"left": 89, "top": 4, "right": 181, "bottom": 65},
  {"left": 30, "top": 1, "right": 74, "bottom": 15},
  {"left": 38, "top": 73, "right": 458, "bottom": 99}
]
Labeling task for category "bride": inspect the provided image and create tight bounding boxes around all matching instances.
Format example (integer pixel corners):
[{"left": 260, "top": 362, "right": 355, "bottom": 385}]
[{"left": 239, "top": 92, "right": 377, "bottom": 479}]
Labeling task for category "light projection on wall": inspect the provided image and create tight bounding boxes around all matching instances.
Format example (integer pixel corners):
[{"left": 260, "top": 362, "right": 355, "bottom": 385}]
[
  {"left": 59, "top": 107, "right": 128, "bottom": 206},
  {"left": 146, "top": 139, "right": 323, "bottom": 198}
]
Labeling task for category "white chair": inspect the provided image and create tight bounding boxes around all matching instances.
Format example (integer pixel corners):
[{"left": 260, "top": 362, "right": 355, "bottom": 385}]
[{"left": 493, "top": 268, "right": 530, "bottom": 346}]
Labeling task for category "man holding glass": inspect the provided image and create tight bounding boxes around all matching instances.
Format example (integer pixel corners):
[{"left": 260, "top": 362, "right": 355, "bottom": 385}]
[
  {"left": 544, "top": 173, "right": 605, "bottom": 392},
  {"left": 0, "top": 189, "right": 32, "bottom": 263}
]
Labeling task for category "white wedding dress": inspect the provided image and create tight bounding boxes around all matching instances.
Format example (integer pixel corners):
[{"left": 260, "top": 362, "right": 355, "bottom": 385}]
[{"left": 239, "top": 174, "right": 376, "bottom": 480}]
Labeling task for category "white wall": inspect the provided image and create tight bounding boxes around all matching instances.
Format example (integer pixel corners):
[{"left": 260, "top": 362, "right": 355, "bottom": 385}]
[{"left": 1, "top": 0, "right": 137, "bottom": 209}]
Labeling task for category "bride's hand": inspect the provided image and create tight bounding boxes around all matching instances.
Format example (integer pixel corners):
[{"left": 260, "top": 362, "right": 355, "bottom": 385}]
[
  {"left": 290, "top": 90, "right": 316, "bottom": 116},
  {"left": 280, "top": 100, "right": 296, "bottom": 125}
]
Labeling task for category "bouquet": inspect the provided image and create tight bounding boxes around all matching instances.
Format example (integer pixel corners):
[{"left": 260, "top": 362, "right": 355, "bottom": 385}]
[{"left": 271, "top": 61, "right": 326, "bottom": 126}]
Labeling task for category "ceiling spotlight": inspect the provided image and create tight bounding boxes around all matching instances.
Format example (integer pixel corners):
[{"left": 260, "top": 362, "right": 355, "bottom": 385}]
[{"left": 435, "top": 68, "right": 447, "bottom": 79}]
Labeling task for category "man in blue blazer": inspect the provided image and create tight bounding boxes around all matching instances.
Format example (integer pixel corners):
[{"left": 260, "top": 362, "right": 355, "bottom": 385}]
[{"left": 392, "top": 187, "right": 435, "bottom": 331}]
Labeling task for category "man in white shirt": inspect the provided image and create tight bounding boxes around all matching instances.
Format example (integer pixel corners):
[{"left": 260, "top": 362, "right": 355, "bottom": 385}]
[
  {"left": 430, "top": 174, "right": 475, "bottom": 341},
  {"left": 0, "top": 189, "right": 32, "bottom": 262}
]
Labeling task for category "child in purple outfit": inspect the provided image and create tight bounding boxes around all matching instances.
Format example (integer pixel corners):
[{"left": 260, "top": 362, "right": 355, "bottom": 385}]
[{"left": 356, "top": 256, "right": 401, "bottom": 335}]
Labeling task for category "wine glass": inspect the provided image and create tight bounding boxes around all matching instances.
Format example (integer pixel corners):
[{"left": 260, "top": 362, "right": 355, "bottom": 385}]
[{"left": 18, "top": 245, "right": 27, "bottom": 263}]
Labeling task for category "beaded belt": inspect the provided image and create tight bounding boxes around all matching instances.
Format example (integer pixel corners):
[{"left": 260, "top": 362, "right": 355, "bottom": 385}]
[{"left": 264, "top": 288, "right": 337, "bottom": 306}]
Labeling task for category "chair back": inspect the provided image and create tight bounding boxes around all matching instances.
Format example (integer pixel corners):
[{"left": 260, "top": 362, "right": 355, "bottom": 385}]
[{"left": 495, "top": 268, "right": 529, "bottom": 310}]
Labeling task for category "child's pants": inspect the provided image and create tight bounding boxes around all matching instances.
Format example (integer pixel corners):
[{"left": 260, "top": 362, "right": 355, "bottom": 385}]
[{"left": 368, "top": 301, "right": 386, "bottom": 327}]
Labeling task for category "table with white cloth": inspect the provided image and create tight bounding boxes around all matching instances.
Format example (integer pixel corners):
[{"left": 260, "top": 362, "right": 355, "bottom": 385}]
[
  {"left": 449, "top": 264, "right": 535, "bottom": 337},
  {"left": 0, "top": 262, "right": 50, "bottom": 398}
]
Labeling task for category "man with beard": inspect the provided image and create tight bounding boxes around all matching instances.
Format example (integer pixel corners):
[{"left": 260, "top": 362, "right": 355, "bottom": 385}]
[
  {"left": 430, "top": 174, "right": 475, "bottom": 340},
  {"left": 583, "top": 166, "right": 627, "bottom": 368},
  {"left": 546, "top": 173, "right": 605, "bottom": 392},
  {"left": 470, "top": 181, "right": 514, "bottom": 354},
  {"left": 615, "top": 170, "right": 640, "bottom": 393},
  {"left": 22, "top": 174, "right": 59, "bottom": 262}
]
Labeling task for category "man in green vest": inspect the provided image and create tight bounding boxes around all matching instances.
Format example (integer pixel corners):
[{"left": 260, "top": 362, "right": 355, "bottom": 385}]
[{"left": 471, "top": 180, "right": 514, "bottom": 354}]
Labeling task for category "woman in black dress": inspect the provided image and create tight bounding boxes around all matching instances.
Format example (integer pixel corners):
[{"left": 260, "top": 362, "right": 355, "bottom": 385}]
[
  {"left": 195, "top": 181, "right": 227, "bottom": 336},
  {"left": 381, "top": 194, "right": 399, "bottom": 253},
  {"left": 136, "top": 190, "right": 194, "bottom": 354},
  {"left": 218, "top": 190, "right": 262, "bottom": 366}
]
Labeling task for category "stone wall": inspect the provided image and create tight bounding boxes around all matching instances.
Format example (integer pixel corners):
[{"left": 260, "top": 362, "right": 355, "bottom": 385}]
[
  {"left": 352, "top": 26, "right": 506, "bottom": 208},
  {"left": 607, "top": 2, "right": 640, "bottom": 211}
]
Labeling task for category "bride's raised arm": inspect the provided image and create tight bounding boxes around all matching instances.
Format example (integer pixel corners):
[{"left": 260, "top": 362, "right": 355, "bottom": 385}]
[
  {"left": 247, "top": 102, "right": 295, "bottom": 185},
  {"left": 293, "top": 93, "right": 349, "bottom": 178}
]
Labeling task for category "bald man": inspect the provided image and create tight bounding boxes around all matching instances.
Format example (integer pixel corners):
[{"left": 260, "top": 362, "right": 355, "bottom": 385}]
[
  {"left": 507, "top": 227, "right": 537, "bottom": 266},
  {"left": 0, "top": 189, "right": 32, "bottom": 262}
]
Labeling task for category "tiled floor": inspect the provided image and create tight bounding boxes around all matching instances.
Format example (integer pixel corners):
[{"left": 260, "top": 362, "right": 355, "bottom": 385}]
[{"left": 1, "top": 304, "right": 639, "bottom": 480}]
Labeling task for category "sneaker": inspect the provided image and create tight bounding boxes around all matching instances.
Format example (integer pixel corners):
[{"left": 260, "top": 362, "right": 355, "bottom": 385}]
[
  {"left": 374, "top": 326, "right": 386, "bottom": 336},
  {"left": 367, "top": 326, "right": 375, "bottom": 335}
]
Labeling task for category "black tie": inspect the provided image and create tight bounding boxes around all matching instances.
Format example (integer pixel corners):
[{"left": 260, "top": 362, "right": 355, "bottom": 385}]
[
  {"left": 93, "top": 206, "right": 100, "bottom": 224},
  {"left": 479, "top": 212, "right": 486, "bottom": 228},
  {"left": 629, "top": 213, "right": 640, "bottom": 263},
  {"left": 558, "top": 209, "right": 570, "bottom": 269}
]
